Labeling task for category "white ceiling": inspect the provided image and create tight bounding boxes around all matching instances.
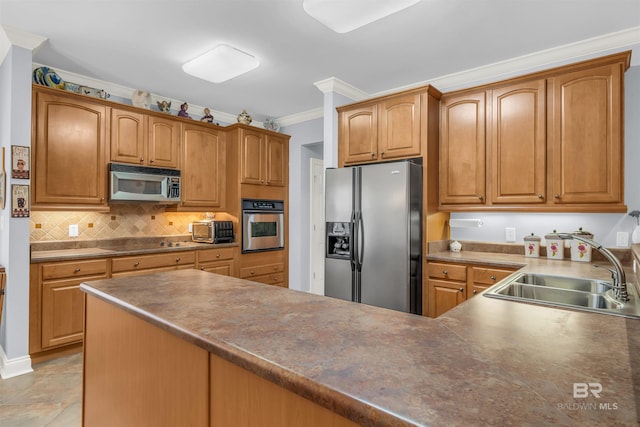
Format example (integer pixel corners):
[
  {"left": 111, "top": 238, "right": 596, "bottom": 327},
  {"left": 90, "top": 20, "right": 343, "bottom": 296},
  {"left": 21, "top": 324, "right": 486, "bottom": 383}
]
[{"left": 1, "top": 0, "right": 639, "bottom": 125}]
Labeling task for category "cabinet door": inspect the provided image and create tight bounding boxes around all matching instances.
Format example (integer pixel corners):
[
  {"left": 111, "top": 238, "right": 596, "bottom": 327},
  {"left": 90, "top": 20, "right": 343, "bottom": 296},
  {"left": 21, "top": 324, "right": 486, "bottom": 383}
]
[
  {"left": 181, "top": 124, "right": 225, "bottom": 208},
  {"left": 378, "top": 93, "right": 421, "bottom": 160},
  {"left": 199, "top": 262, "right": 234, "bottom": 276},
  {"left": 110, "top": 108, "right": 145, "bottom": 165},
  {"left": 41, "top": 279, "right": 85, "bottom": 349},
  {"left": 439, "top": 91, "right": 486, "bottom": 205},
  {"left": 148, "top": 116, "right": 180, "bottom": 168},
  {"left": 428, "top": 279, "right": 466, "bottom": 318},
  {"left": 490, "top": 80, "right": 546, "bottom": 204},
  {"left": 265, "top": 134, "right": 287, "bottom": 187},
  {"left": 240, "top": 129, "right": 265, "bottom": 184},
  {"left": 339, "top": 105, "right": 378, "bottom": 165},
  {"left": 549, "top": 63, "right": 622, "bottom": 204},
  {"left": 33, "top": 90, "right": 107, "bottom": 208}
]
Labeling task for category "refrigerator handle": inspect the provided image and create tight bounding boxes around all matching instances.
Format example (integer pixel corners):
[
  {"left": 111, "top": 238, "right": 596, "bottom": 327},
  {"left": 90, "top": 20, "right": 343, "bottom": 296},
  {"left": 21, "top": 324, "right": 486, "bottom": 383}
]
[
  {"left": 349, "top": 211, "right": 357, "bottom": 272},
  {"left": 356, "top": 211, "right": 364, "bottom": 269}
]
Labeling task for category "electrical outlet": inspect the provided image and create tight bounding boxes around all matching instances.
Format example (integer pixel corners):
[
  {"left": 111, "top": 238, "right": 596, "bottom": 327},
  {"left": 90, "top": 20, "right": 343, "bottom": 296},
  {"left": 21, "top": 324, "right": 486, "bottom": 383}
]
[
  {"left": 188, "top": 223, "right": 193, "bottom": 232},
  {"left": 616, "top": 231, "right": 629, "bottom": 247},
  {"left": 505, "top": 227, "right": 516, "bottom": 242},
  {"left": 69, "top": 224, "right": 79, "bottom": 237}
]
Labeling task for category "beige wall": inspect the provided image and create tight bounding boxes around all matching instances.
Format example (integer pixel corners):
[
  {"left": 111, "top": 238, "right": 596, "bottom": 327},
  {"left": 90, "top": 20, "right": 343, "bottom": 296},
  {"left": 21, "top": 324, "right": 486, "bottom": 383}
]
[{"left": 30, "top": 205, "right": 224, "bottom": 241}]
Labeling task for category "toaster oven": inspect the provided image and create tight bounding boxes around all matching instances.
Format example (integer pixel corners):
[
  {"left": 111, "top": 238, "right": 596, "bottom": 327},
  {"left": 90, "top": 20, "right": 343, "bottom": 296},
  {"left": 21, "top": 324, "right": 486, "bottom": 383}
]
[{"left": 191, "top": 220, "right": 234, "bottom": 244}]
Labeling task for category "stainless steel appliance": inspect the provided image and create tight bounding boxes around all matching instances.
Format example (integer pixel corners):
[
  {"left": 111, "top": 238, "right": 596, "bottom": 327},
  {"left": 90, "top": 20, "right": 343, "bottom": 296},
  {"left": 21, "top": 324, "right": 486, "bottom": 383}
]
[
  {"left": 242, "top": 199, "right": 285, "bottom": 253},
  {"left": 191, "top": 220, "right": 235, "bottom": 244},
  {"left": 325, "top": 160, "right": 422, "bottom": 314},
  {"left": 109, "top": 163, "right": 181, "bottom": 204}
]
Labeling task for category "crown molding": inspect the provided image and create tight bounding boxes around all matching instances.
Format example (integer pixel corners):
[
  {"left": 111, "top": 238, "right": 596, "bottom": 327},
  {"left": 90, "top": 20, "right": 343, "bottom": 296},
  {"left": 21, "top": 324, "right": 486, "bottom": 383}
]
[
  {"left": 1, "top": 25, "right": 47, "bottom": 64},
  {"left": 278, "top": 107, "right": 323, "bottom": 128},
  {"left": 313, "top": 77, "right": 370, "bottom": 101}
]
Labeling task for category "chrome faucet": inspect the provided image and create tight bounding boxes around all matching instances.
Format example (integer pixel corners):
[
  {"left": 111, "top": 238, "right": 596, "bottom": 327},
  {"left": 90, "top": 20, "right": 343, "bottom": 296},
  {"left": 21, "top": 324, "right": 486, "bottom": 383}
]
[{"left": 556, "top": 233, "right": 629, "bottom": 302}]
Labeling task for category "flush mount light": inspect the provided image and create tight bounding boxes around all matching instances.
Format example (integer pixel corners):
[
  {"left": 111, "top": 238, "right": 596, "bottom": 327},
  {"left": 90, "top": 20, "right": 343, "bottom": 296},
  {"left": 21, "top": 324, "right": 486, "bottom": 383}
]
[
  {"left": 182, "top": 44, "right": 259, "bottom": 83},
  {"left": 303, "top": 0, "right": 421, "bottom": 33}
]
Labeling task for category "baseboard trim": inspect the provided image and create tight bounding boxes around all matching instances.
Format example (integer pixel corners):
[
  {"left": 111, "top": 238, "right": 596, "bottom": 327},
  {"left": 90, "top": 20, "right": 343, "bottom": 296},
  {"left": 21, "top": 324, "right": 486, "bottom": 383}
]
[{"left": 0, "top": 345, "right": 33, "bottom": 379}]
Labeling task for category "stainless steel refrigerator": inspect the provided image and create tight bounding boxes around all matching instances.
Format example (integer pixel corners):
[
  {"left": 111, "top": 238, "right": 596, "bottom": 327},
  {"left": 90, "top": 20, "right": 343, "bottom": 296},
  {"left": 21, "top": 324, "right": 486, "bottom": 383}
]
[{"left": 324, "top": 160, "right": 422, "bottom": 314}]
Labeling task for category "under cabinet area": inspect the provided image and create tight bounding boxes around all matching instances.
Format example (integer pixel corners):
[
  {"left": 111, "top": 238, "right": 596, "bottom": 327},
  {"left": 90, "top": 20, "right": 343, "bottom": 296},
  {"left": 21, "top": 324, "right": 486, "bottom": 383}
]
[
  {"left": 438, "top": 51, "right": 629, "bottom": 212},
  {"left": 29, "top": 258, "right": 109, "bottom": 361},
  {"left": 426, "top": 261, "right": 515, "bottom": 318}
]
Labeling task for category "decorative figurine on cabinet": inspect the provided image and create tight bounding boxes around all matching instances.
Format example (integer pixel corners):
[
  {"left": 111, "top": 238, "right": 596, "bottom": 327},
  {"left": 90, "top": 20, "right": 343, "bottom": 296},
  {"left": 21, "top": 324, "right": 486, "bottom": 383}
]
[
  {"left": 178, "top": 102, "right": 191, "bottom": 119},
  {"left": 200, "top": 108, "right": 214, "bottom": 123},
  {"left": 237, "top": 109, "right": 252, "bottom": 125},
  {"left": 131, "top": 90, "right": 151, "bottom": 109},
  {"left": 157, "top": 100, "right": 171, "bottom": 113}
]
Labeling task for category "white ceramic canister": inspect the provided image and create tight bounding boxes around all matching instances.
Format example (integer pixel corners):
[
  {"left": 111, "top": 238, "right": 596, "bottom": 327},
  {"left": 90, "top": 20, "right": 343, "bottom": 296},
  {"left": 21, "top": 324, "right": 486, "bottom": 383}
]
[
  {"left": 524, "top": 233, "right": 541, "bottom": 258},
  {"left": 544, "top": 230, "right": 564, "bottom": 260},
  {"left": 450, "top": 240, "right": 462, "bottom": 253},
  {"left": 570, "top": 228, "right": 594, "bottom": 263}
]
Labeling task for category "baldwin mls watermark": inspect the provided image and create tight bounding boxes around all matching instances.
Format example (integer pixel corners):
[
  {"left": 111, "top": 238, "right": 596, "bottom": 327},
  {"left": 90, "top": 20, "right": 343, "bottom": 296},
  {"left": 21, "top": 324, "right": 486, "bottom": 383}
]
[{"left": 556, "top": 383, "right": 618, "bottom": 411}]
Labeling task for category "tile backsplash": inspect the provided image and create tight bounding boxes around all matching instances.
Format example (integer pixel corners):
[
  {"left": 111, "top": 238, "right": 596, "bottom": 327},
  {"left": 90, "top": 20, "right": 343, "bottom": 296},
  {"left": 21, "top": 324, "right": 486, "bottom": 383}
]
[{"left": 30, "top": 205, "right": 233, "bottom": 242}]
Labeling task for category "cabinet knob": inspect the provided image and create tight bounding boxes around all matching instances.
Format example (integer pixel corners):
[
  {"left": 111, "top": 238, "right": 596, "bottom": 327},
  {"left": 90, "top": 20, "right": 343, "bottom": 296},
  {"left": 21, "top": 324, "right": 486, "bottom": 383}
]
[
  {"left": 250, "top": 270, "right": 255, "bottom": 275},
  {"left": 473, "top": 289, "right": 478, "bottom": 294},
  {"left": 175, "top": 257, "right": 181, "bottom": 262},
  {"left": 490, "top": 275, "right": 497, "bottom": 280},
  {"left": 216, "top": 253, "right": 221, "bottom": 258},
  {"left": 140, "top": 157, "right": 144, "bottom": 163},
  {"left": 554, "top": 194, "right": 560, "bottom": 199},
  {"left": 371, "top": 152, "right": 375, "bottom": 157},
  {"left": 150, "top": 159, "right": 154, "bottom": 163},
  {"left": 200, "top": 267, "right": 205, "bottom": 270},
  {"left": 74, "top": 268, "right": 81, "bottom": 273},
  {"left": 459, "top": 287, "right": 464, "bottom": 292},
  {"left": 380, "top": 151, "right": 385, "bottom": 157},
  {"left": 442, "top": 270, "right": 448, "bottom": 275},
  {"left": 538, "top": 194, "right": 544, "bottom": 199},
  {"left": 478, "top": 195, "right": 484, "bottom": 201},
  {"left": 134, "top": 262, "right": 140, "bottom": 267}
]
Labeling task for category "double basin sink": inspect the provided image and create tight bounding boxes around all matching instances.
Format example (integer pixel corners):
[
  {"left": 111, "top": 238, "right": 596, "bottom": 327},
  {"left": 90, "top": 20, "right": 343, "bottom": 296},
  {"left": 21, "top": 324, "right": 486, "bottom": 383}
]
[{"left": 484, "top": 272, "right": 640, "bottom": 319}]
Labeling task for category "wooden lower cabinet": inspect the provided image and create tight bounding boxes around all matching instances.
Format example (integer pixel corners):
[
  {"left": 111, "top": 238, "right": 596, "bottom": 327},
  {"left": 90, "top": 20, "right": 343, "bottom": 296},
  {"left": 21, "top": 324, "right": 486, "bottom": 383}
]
[
  {"left": 83, "top": 295, "right": 358, "bottom": 427},
  {"left": 426, "top": 261, "right": 516, "bottom": 317},
  {"left": 240, "top": 250, "right": 287, "bottom": 287},
  {"left": 30, "top": 258, "right": 109, "bottom": 361},
  {"left": 197, "top": 247, "right": 237, "bottom": 276},
  {"left": 111, "top": 251, "right": 196, "bottom": 277}
]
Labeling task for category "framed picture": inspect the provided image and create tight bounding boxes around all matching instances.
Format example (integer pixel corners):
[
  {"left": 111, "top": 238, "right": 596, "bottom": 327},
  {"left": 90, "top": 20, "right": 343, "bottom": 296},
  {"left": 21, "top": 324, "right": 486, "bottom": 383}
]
[
  {"left": 11, "top": 145, "right": 30, "bottom": 179},
  {"left": 11, "top": 184, "right": 29, "bottom": 218}
]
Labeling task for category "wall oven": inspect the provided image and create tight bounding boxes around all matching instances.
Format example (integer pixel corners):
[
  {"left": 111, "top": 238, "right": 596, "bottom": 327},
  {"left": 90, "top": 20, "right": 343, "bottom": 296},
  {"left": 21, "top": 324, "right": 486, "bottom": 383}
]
[{"left": 242, "top": 199, "right": 284, "bottom": 253}]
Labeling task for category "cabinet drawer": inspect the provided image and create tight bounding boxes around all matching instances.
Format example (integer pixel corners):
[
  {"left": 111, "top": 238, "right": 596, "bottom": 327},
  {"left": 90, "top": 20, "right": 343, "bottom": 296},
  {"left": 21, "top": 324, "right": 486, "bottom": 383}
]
[
  {"left": 42, "top": 259, "right": 108, "bottom": 281},
  {"left": 112, "top": 251, "right": 196, "bottom": 273},
  {"left": 472, "top": 267, "right": 515, "bottom": 285},
  {"left": 198, "top": 247, "right": 235, "bottom": 263},
  {"left": 248, "top": 272, "right": 285, "bottom": 287},
  {"left": 427, "top": 262, "right": 467, "bottom": 281},
  {"left": 240, "top": 263, "right": 284, "bottom": 279}
]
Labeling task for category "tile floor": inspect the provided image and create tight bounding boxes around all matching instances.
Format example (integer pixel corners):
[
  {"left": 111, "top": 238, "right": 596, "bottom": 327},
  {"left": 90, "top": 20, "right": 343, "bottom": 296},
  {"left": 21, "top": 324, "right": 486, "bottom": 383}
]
[{"left": 0, "top": 352, "right": 82, "bottom": 426}]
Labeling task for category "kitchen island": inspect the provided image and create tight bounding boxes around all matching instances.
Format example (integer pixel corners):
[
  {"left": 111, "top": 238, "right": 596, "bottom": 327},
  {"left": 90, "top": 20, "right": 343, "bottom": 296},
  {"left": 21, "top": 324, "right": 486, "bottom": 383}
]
[{"left": 80, "top": 268, "right": 640, "bottom": 426}]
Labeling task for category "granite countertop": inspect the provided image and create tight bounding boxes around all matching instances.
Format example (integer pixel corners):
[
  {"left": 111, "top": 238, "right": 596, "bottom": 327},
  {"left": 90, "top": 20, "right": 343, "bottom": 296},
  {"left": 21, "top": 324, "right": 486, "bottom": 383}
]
[
  {"left": 81, "top": 267, "right": 640, "bottom": 426},
  {"left": 30, "top": 236, "right": 239, "bottom": 263}
]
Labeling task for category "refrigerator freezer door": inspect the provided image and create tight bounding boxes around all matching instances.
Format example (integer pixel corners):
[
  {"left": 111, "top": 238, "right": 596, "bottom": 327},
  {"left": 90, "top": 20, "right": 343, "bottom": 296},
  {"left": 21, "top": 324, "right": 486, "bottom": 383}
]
[
  {"left": 324, "top": 168, "right": 355, "bottom": 302},
  {"left": 359, "top": 162, "right": 419, "bottom": 312}
]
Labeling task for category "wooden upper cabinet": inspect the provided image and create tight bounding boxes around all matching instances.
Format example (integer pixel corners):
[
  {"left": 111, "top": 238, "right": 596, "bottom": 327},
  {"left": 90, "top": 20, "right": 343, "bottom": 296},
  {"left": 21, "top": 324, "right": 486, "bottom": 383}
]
[
  {"left": 180, "top": 123, "right": 225, "bottom": 209},
  {"left": 549, "top": 63, "right": 623, "bottom": 205},
  {"left": 32, "top": 88, "right": 108, "bottom": 210},
  {"left": 378, "top": 93, "right": 421, "bottom": 160},
  {"left": 490, "top": 79, "right": 546, "bottom": 205},
  {"left": 439, "top": 90, "right": 486, "bottom": 205},
  {"left": 147, "top": 116, "right": 180, "bottom": 168},
  {"left": 339, "top": 104, "right": 378, "bottom": 165},
  {"left": 240, "top": 128, "right": 288, "bottom": 187},
  {"left": 110, "top": 108, "right": 145, "bottom": 164}
]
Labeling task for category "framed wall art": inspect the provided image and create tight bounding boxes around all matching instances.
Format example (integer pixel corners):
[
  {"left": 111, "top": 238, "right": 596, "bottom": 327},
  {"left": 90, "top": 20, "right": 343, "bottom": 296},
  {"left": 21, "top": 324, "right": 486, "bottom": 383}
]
[
  {"left": 11, "top": 145, "right": 30, "bottom": 179},
  {"left": 11, "top": 184, "right": 29, "bottom": 218}
]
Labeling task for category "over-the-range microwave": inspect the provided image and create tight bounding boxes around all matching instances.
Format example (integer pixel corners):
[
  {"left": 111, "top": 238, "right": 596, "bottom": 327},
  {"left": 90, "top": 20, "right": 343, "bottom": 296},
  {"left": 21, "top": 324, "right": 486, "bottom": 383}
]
[{"left": 109, "top": 163, "right": 181, "bottom": 204}]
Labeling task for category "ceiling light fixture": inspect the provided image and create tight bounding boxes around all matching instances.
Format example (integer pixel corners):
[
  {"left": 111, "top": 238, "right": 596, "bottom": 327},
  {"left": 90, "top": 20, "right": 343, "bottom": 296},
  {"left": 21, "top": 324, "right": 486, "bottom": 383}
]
[
  {"left": 182, "top": 44, "right": 259, "bottom": 83},
  {"left": 302, "top": 0, "right": 421, "bottom": 33}
]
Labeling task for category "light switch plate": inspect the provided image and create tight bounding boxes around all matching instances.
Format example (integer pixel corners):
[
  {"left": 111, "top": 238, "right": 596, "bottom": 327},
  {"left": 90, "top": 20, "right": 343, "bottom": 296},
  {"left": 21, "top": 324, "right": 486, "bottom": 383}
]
[
  {"left": 69, "top": 224, "right": 79, "bottom": 237},
  {"left": 505, "top": 227, "right": 516, "bottom": 242}
]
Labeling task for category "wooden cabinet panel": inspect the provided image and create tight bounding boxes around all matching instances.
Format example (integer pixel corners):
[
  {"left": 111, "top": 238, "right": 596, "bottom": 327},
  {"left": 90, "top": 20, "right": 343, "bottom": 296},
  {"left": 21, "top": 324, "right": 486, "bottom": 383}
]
[
  {"left": 148, "top": 116, "right": 180, "bottom": 168},
  {"left": 42, "top": 258, "right": 108, "bottom": 281},
  {"left": 239, "top": 128, "right": 288, "bottom": 187},
  {"left": 110, "top": 108, "right": 145, "bottom": 164},
  {"left": 265, "top": 134, "right": 287, "bottom": 187},
  {"left": 240, "top": 262, "right": 284, "bottom": 279},
  {"left": 198, "top": 247, "right": 235, "bottom": 263},
  {"left": 111, "top": 251, "right": 196, "bottom": 274},
  {"left": 197, "top": 247, "right": 236, "bottom": 276},
  {"left": 378, "top": 93, "right": 421, "bottom": 160},
  {"left": 240, "top": 129, "right": 265, "bottom": 185},
  {"left": 549, "top": 63, "right": 622, "bottom": 205},
  {"left": 41, "top": 279, "right": 85, "bottom": 349},
  {"left": 427, "top": 262, "right": 466, "bottom": 282},
  {"left": 490, "top": 79, "right": 546, "bottom": 204},
  {"left": 32, "top": 88, "right": 108, "bottom": 209},
  {"left": 181, "top": 123, "right": 225, "bottom": 208},
  {"left": 339, "top": 105, "right": 377, "bottom": 165},
  {"left": 428, "top": 280, "right": 466, "bottom": 318},
  {"left": 439, "top": 91, "right": 486, "bottom": 205}
]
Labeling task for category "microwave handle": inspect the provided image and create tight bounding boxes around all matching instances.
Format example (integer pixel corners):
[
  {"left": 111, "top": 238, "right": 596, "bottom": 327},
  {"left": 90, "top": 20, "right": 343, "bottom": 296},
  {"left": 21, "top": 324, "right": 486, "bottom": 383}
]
[{"left": 165, "top": 177, "right": 171, "bottom": 197}]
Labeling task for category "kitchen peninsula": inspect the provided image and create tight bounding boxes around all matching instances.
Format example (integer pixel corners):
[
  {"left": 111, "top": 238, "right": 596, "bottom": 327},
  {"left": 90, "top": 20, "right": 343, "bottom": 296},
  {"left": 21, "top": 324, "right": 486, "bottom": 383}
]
[{"left": 80, "top": 268, "right": 639, "bottom": 426}]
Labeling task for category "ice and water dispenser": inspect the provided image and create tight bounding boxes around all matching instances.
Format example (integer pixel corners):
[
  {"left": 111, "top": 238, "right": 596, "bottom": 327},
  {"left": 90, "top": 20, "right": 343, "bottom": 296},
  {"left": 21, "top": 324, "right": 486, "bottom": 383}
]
[{"left": 326, "top": 222, "right": 351, "bottom": 259}]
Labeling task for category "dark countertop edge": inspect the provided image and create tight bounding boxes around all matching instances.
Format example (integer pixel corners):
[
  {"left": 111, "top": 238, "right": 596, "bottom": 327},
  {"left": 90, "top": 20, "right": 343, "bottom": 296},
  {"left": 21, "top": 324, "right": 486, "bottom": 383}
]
[
  {"left": 79, "top": 283, "right": 420, "bottom": 427},
  {"left": 31, "top": 241, "right": 239, "bottom": 263}
]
